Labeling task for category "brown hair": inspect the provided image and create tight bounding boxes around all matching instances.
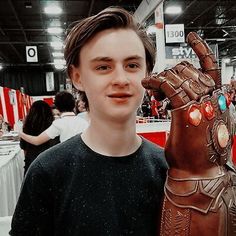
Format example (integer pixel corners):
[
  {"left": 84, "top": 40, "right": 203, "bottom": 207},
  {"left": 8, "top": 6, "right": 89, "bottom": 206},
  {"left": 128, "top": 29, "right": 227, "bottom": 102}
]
[{"left": 64, "top": 6, "right": 155, "bottom": 107}]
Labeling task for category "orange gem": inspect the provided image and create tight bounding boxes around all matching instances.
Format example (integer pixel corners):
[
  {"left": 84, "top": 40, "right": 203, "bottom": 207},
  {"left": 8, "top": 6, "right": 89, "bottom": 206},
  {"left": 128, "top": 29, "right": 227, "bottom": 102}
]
[
  {"left": 188, "top": 105, "right": 202, "bottom": 126},
  {"left": 202, "top": 101, "right": 215, "bottom": 120}
]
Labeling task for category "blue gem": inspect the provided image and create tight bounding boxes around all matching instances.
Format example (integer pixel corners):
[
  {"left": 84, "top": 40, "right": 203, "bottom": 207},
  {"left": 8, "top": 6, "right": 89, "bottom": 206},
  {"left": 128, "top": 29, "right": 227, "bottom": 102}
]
[{"left": 218, "top": 95, "right": 227, "bottom": 111}]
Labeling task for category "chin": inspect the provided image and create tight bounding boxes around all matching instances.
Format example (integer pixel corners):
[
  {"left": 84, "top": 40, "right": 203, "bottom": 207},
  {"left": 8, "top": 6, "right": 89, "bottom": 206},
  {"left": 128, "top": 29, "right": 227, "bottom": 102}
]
[{"left": 109, "top": 109, "right": 136, "bottom": 122}]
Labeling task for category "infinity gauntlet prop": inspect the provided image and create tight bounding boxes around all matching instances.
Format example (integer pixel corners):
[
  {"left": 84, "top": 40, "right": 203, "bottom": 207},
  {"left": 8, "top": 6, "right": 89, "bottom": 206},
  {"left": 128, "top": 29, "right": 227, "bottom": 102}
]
[{"left": 142, "top": 32, "right": 236, "bottom": 236}]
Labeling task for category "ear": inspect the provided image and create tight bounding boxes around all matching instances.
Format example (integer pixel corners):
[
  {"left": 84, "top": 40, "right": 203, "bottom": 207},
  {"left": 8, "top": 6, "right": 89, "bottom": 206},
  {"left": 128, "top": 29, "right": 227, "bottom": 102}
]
[{"left": 69, "top": 65, "right": 85, "bottom": 91}]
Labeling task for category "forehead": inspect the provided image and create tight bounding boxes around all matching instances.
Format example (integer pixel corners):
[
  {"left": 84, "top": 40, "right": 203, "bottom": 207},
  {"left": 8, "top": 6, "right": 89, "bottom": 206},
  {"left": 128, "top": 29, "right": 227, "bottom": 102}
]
[{"left": 80, "top": 28, "right": 145, "bottom": 60}]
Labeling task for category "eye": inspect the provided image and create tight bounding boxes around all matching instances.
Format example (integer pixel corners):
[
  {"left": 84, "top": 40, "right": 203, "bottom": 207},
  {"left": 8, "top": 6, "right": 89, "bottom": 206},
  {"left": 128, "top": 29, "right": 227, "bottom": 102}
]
[
  {"left": 126, "top": 63, "right": 140, "bottom": 70},
  {"left": 96, "top": 65, "right": 111, "bottom": 71}
]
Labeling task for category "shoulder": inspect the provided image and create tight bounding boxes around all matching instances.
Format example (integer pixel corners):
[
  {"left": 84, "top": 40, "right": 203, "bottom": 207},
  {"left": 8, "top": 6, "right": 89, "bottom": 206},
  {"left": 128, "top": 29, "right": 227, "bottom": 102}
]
[
  {"left": 31, "top": 135, "right": 83, "bottom": 170},
  {"left": 140, "top": 137, "right": 168, "bottom": 169},
  {"left": 141, "top": 137, "right": 164, "bottom": 155},
  {"left": 74, "top": 115, "right": 89, "bottom": 124}
]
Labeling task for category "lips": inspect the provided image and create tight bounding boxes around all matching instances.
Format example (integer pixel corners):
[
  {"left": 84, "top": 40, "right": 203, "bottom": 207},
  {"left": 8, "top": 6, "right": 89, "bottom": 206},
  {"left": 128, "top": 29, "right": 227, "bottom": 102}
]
[{"left": 108, "top": 93, "right": 132, "bottom": 98}]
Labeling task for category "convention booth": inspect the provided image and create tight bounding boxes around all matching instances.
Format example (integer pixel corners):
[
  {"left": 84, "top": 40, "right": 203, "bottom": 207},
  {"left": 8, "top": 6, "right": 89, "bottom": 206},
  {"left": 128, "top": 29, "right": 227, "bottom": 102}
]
[{"left": 0, "top": 86, "right": 33, "bottom": 128}]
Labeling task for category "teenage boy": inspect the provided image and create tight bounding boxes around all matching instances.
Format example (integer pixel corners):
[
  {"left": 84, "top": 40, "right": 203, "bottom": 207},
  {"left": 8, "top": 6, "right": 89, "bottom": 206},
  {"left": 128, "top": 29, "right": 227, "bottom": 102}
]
[{"left": 10, "top": 7, "right": 168, "bottom": 236}]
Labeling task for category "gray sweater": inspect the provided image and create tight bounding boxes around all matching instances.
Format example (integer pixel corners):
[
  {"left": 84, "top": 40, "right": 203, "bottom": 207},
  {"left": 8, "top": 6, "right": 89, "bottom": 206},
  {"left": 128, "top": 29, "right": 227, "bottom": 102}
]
[{"left": 10, "top": 134, "right": 168, "bottom": 236}]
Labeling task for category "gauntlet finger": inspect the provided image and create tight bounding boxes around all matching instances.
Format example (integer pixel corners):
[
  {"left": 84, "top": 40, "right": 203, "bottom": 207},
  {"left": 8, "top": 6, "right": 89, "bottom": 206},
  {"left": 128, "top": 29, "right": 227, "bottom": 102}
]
[
  {"left": 173, "top": 61, "right": 215, "bottom": 95},
  {"left": 142, "top": 71, "right": 191, "bottom": 108},
  {"left": 187, "top": 32, "right": 221, "bottom": 87}
]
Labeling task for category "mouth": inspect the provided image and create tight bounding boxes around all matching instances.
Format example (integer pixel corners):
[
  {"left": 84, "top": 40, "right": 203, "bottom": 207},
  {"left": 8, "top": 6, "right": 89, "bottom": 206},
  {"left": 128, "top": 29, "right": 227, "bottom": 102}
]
[
  {"left": 107, "top": 93, "right": 132, "bottom": 104},
  {"left": 108, "top": 93, "right": 132, "bottom": 99}
]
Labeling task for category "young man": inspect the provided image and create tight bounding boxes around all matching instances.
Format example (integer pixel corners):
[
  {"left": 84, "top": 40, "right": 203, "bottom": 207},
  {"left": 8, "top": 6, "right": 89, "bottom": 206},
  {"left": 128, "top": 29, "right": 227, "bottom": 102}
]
[
  {"left": 10, "top": 7, "right": 168, "bottom": 236},
  {"left": 19, "top": 91, "right": 89, "bottom": 144}
]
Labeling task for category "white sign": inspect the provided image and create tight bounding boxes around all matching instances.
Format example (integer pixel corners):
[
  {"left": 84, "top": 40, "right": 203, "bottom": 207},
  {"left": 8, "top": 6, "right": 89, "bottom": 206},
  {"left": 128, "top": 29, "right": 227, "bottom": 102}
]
[
  {"left": 165, "top": 24, "right": 185, "bottom": 43},
  {"left": 46, "top": 72, "right": 55, "bottom": 92},
  {"left": 26, "top": 46, "right": 38, "bottom": 62}
]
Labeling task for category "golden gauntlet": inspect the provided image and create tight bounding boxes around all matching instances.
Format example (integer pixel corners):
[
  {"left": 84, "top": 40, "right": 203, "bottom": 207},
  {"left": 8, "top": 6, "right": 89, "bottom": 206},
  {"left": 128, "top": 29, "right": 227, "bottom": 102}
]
[{"left": 142, "top": 32, "right": 236, "bottom": 236}]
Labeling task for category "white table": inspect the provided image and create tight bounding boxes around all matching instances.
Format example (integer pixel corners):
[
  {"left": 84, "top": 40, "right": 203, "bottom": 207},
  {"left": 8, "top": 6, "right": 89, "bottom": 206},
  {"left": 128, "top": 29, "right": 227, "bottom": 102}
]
[{"left": 0, "top": 141, "right": 24, "bottom": 217}]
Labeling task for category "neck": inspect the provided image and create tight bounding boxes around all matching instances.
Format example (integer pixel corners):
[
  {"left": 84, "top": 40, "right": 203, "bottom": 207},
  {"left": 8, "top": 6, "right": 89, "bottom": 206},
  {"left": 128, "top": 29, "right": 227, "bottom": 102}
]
[{"left": 81, "top": 116, "right": 141, "bottom": 156}]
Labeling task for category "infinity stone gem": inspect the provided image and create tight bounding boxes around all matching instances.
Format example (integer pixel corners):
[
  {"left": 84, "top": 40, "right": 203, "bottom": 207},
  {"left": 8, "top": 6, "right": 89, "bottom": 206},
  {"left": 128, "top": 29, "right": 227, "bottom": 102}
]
[
  {"left": 202, "top": 101, "right": 215, "bottom": 120},
  {"left": 188, "top": 105, "right": 202, "bottom": 126},
  {"left": 218, "top": 95, "right": 227, "bottom": 112},
  {"left": 217, "top": 123, "right": 229, "bottom": 148}
]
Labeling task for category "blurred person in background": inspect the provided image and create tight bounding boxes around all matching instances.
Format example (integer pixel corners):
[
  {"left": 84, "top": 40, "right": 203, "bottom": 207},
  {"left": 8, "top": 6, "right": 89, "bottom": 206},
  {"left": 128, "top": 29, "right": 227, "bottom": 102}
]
[
  {"left": 75, "top": 93, "right": 90, "bottom": 121},
  {"left": 20, "top": 100, "right": 56, "bottom": 175},
  {"left": 19, "top": 91, "right": 89, "bottom": 145},
  {"left": 51, "top": 104, "right": 60, "bottom": 119}
]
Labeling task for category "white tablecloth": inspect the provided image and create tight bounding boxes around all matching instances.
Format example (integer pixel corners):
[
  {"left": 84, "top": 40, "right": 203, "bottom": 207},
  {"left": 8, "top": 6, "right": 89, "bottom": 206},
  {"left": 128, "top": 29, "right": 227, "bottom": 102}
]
[{"left": 0, "top": 142, "right": 24, "bottom": 217}]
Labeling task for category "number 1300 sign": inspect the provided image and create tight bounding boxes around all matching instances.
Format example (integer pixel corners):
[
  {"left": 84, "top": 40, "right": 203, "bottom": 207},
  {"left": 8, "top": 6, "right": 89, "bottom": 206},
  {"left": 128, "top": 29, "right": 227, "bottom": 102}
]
[{"left": 165, "top": 24, "right": 185, "bottom": 43}]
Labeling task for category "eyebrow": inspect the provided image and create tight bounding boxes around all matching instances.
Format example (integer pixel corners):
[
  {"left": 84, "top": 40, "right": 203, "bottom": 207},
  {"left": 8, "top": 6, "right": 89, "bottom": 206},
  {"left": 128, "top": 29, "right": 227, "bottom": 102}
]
[{"left": 90, "top": 55, "right": 144, "bottom": 63}]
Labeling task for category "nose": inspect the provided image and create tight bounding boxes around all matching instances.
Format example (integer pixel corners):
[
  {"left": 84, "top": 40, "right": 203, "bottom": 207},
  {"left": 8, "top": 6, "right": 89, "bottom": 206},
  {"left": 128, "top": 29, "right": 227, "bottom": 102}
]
[{"left": 112, "top": 66, "right": 130, "bottom": 86}]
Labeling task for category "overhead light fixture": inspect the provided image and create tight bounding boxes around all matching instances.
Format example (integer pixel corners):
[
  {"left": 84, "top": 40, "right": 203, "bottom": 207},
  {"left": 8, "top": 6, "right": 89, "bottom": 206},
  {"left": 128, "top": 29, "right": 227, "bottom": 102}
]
[
  {"left": 50, "top": 41, "right": 63, "bottom": 49},
  {"left": 53, "top": 59, "right": 66, "bottom": 65},
  {"left": 49, "top": 19, "right": 61, "bottom": 27},
  {"left": 24, "top": 1, "right": 32, "bottom": 8},
  {"left": 0, "top": 65, "right": 3, "bottom": 70},
  {"left": 216, "top": 38, "right": 226, "bottom": 42},
  {"left": 54, "top": 64, "right": 65, "bottom": 70},
  {"left": 44, "top": 5, "right": 62, "bottom": 15},
  {"left": 47, "top": 27, "right": 63, "bottom": 34},
  {"left": 52, "top": 52, "right": 64, "bottom": 57},
  {"left": 165, "top": 6, "right": 182, "bottom": 14}
]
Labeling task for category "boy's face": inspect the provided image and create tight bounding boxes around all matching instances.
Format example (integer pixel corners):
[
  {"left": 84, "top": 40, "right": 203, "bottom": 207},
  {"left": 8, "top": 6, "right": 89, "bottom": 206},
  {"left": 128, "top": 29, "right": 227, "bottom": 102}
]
[{"left": 71, "top": 28, "right": 147, "bottom": 122}]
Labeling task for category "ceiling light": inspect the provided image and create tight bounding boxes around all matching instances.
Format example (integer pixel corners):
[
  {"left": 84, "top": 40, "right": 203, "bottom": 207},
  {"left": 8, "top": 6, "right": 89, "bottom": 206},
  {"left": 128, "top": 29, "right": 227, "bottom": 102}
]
[
  {"left": 165, "top": 6, "right": 182, "bottom": 14},
  {"left": 216, "top": 38, "right": 226, "bottom": 42},
  {"left": 47, "top": 27, "right": 63, "bottom": 34},
  {"left": 53, "top": 59, "right": 66, "bottom": 65},
  {"left": 24, "top": 1, "right": 32, "bottom": 8},
  {"left": 54, "top": 64, "right": 65, "bottom": 70},
  {"left": 49, "top": 19, "right": 61, "bottom": 27},
  {"left": 52, "top": 52, "right": 64, "bottom": 57},
  {"left": 0, "top": 65, "right": 3, "bottom": 70},
  {"left": 50, "top": 41, "right": 63, "bottom": 49},
  {"left": 44, "top": 6, "right": 62, "bottom": 15}
]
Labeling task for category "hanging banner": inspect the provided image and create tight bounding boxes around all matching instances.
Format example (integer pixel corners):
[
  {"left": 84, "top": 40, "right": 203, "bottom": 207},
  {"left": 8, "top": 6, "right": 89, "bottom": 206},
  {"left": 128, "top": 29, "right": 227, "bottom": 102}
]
[
  {"left": 26, "top": 46, "right": 38, "bottom": 62},
  {"left": 46, "top": 72, "right": 55, "bottom": 92}
]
